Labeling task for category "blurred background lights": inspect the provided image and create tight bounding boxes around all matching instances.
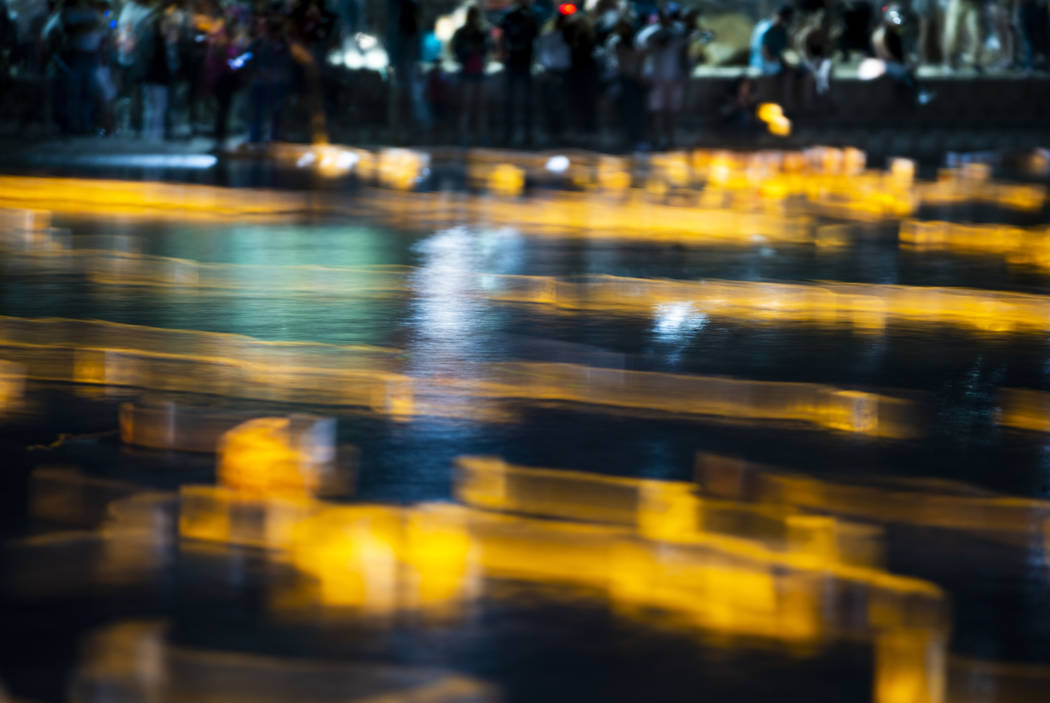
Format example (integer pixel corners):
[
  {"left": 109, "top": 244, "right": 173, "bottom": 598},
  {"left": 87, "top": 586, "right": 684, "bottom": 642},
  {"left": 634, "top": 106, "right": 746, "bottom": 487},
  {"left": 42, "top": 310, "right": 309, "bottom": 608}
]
[
  {"left": 344, "top": 49, "right": 365, "bottom": 69},
  {"left": 354, "top": 33, "right": 378, "bottom": 51},
  {"left": 545, "top": 155, "right": 571, "bottom": 174},
  {"left": 859, "top": 58, "right": 888, "bottom": 80},
  {"left": 756, "top": 104, "right": 791, "bottom": 137},
  {"left": 364, "top": 48, "right": 389, "bottom": 71}
]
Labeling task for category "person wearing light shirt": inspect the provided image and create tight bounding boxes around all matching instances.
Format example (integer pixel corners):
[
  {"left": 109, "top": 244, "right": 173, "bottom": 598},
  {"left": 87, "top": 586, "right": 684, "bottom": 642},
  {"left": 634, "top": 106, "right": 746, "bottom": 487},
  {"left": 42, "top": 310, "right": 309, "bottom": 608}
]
[
  {"left": 637, "top": 4, "right": 687, "bottom": 149},
  {"left": 749, "top": 5, "right": 799, "bottom": 111},
  {"left": 749, "top": 4, "right": 794, "bottom": 74},
  {"left": 537, "top": 13, "right": 570, "bottom": 143}
]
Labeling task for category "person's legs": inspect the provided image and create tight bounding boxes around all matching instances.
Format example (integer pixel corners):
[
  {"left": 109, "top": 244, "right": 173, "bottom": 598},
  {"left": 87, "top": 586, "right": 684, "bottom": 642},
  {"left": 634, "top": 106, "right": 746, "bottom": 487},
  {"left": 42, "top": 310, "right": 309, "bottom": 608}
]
[
  {"left": 521, "top": 71, "right": 533, "bottom": 144},
  {"left": 149, "top": 84, "right": 164, "bottom": 139},
  {"left": 647, "top": 80, "right": 662, "bottom": 147},
  {"left": 269, "top": 82, "right": 286, "bottom": 142},
  {"left": 637, "top": 80, "right": 650, "bottom": 147},
  {"left": 502, "top": 70, "right": 517, "bottom": 143},
  {"left": 995, "top": 1, "right": 1016, "bottom": 67},
  {"left": 144, "top": 84, "right": 155, "bottom": 138},
  {"left": 664, "top": 80, "right": 683, "bottom": 147},
  {"left": 616, "top": 79, "right": 627, "bottom": 149},
  {"left": 51, "top": 66, "right": 70, "bottom": 133},
  {"left": 577, "top": 69, "right": 597, "bottom": 135},
  {"left": 157, "top": 85, "right": 169, "bottom": 140},
  {"left": 617, "top": 77, "right": 631, "bottom": 149},
  {"left": 81, "top": 54, "right": 99, "bottom": 134},
  {"left": 66, "top": 58, "right": 86, "bottom": 133},
  {"left": 1037, "top": 2, "right": 1050, "bottom": 63},
  {"left": 918, "top": 15, "right": 932, "bottom": 63},
  {"left": 391, "top": 56, "right": 412, "bottom": 140},
  {"left": 1017, "top": 1, "right": 1038, "bottom": 68},
  {"left": 552, "top": 71, "right": 568, "bottom": 142},
  {"left": 504, "top": 70, "right": 532, "bottom": 144},
  {"left": 772, "top": 68, "right": 792, "bottom": 112},
  {"left": 460, "top": 79, "right": 485, "bottom": 144},
  {"left": 214, "top": 73, "right": 235, "bottom": 146},
  {"left": 249, "top": 81, "right": 266, "bottom": 143},
  {"left": 129, "top": 80, "right": 144, "bottom": 135},
  {"left": 540, "top": 71, "right": 567, "bottom": 144},
  {"left": 187, "top": 55, "right": 205, "bottom": 133},
  {"left": 963, "top": 0, "right": 982, "bottom": 66},
  {"left": 60, "top": 53, "right": 95, "bottom": 134},
  {"left": 1037, "top": 1, "right": 1050, "bottom": 63},
  {"left": 943, "top": 0, "right": 964, "bottom": 65},
  {"left": 476, "top": 78, "right": 488, "bottom": 143},
  {"left": 567, "top": 68, "right": 596, "bottom": 137},
  {"left": 144, "top": 83, "right": 159, "bottom": 139},
  {"left": 409, "top": 64, "right": 431, "bottom": 133},
  {"left": 458, "top": 79, "right": 471, "bottom": 142},
  {"left": 799, "top": 64, "right": 818, "bottom": 113},
  {"left": 565, "top": 69, "right": 580, "bottom": 136}
]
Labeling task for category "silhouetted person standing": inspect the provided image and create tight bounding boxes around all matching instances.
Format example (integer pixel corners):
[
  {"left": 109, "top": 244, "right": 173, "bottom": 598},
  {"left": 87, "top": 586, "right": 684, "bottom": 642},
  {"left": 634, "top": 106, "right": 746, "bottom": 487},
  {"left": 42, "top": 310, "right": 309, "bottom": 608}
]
[
  {"left": 606, "top": 18, "right": 645, "bottom": 150},
  {"left": 499, "top": 0, "right": 538, "bottom": 146},
  {"left": 60, "top": 0, "right": 104, "bottom": 134},
  {"left": 750, "top": 5, "right": 799, "bottom": 110},
  {"left": 564, "top": 10, "right": 597, "bottom": 140},
  {"left": 248, "top": 16, "right": 292, "bottom": 143},
  {"left": 143, "top": 3, "right": 174, "bottom": 140},
  {"left": 638, "top": 4, "right": 688, "bottom": 149},
  {"left": 942, "top": 0, "right": 982, "bottom": 69},
  {"left": 452, "top": 5, "right": 490, "bottom": 144},
  {"left": 537, "top": 12, "right": 570, "bottom": 144}
]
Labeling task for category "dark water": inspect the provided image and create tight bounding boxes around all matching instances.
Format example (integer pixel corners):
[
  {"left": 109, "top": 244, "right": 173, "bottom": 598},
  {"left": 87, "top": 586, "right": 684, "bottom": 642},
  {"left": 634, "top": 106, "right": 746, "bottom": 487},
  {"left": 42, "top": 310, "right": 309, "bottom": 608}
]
[{"left": 3, "top": 194, "right": 1050, "bottom": 701}]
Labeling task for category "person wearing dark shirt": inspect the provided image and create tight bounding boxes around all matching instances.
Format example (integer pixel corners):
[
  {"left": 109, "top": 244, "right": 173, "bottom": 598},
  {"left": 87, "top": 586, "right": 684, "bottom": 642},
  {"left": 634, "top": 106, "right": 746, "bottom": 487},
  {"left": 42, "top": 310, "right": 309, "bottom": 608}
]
[
  {"left": 248, "top": 16, "right": 292, "bottom": 143},
  {"left": 452, "top": 5, "right": 490, "bottom": 144},
  {"left": 873, "top": 4, "right": 920, "bottom": 101},
  {"left": 60, "top": 0, "right": 104, "bottom": 134},
  {"left": 607, "top": 18, "right": 645, "bottom": 150},
  {"left": 1017, "top": 0, "right": 1049, "bottom": 71},
  {"left": 205, "top": 18, "right": 244, "bottom": 149},
  {"left": 839, "top": 0, "right": 873, "bottom": 61},
  {"left": 390, "top": 0, "right": 420, "bottom": 124},
  {"left": 499, "top": 0, "right": 538, "bottom": 145},
  {"left": 720, "top": 76, "right": 760, "bottom": 135},
  {"left": 564, "top": 10, "right": 596, "bottom": 138},
  {"left": 0, "top": 0, "right": 12, "bottom": 69},
  {"left": 143, "top": 5, "right": 174, "bottom": 140}
]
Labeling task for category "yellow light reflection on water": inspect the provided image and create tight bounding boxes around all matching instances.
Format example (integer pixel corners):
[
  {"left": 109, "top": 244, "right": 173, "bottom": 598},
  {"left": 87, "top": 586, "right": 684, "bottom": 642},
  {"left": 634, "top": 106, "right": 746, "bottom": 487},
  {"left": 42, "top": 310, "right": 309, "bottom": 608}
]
[
  {"left": 481, "top": 275, "right": 1050, "bottom": 334},
  {"left": 0, "top": 316, "right": 919, "bottom": 436},
  {"left": 159, "top": 439, "right": 949, "bottom": 703},
  {"left": 218, "top": 416, "right": 335, "bottom": 499},
  {"left": 280, "top": 503, "right": 479, "bottom": 615},
  {"left": 696, "top": 452, "right": 1050, "bottom": 548},
  {"left": 999, "top": 388, "right": 1050, "bottom": 433},
  {"left": 0, "top": 359, "right": 24, "bottom": 413},
  {"left": 456, "top": 456, "right": 885, "bottom": 568},
  {"left": 876, "top": 628, "right": 946, "bottom": 703},
  {"left": 918, "top": 170, "right": 1045, "bottom": 211},
  {"left": 173, "top": 483, "right": 943, "bottom": 647},
  {"left": 757, "top": 103, "right": 791, "bottom": 136},
  {"left": 901, "top": 219, "right": 1050, "bottom": 270},
  {"left": 67, "top": 620, "right": 500, "bottom": 703}
]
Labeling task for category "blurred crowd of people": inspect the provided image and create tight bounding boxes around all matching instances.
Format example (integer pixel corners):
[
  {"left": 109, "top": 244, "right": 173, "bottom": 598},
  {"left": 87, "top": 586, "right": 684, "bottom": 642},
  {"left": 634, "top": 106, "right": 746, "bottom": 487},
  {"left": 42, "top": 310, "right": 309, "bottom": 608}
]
[
  {"left": 0, "top": 0, "right": 1046, "bottom": 149},
  {"left": 0, "top": 0, "right": 338, "bottom": 144}
]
